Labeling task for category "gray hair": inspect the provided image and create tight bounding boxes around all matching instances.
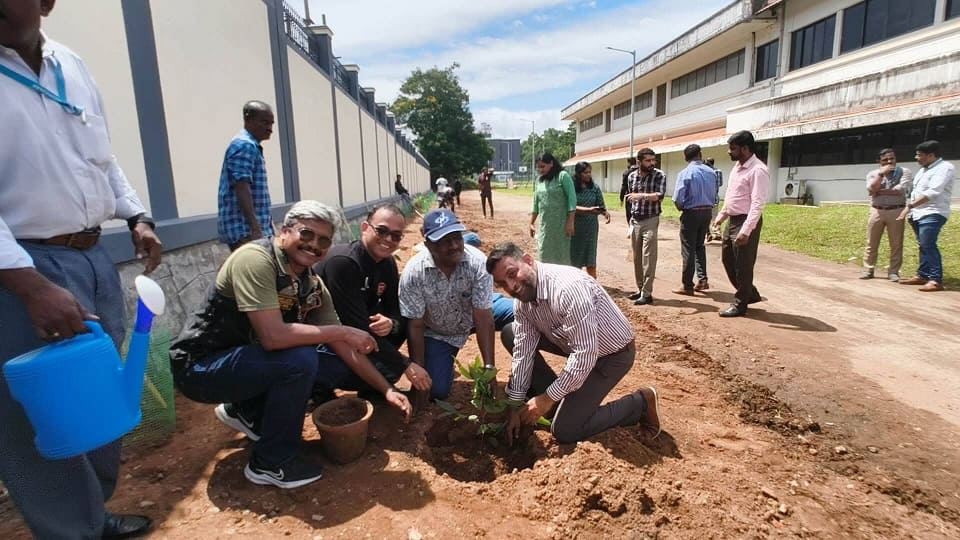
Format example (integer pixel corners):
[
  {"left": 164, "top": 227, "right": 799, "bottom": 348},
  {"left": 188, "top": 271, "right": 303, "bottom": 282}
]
[{"left": 283, "top": 200, "right": 341, "bottom": 232}]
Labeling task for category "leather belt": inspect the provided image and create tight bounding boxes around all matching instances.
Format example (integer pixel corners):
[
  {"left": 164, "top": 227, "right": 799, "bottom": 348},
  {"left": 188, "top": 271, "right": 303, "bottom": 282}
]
[
  {"left": 20, "top": 228, "right": 102, "bottom": 250},
  {"left": 684, "top": 206, "right": 714, "bottom": 211},
  {"left": 872, "top": 205, "right": 905, "bottom": 210}
]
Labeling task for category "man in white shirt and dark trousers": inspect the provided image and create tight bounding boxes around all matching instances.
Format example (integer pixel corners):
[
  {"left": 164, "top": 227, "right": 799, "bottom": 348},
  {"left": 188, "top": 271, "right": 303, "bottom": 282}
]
[
  {"left": 487, "top": 243, "right": 661, "bottom": 444},
  {"left": 0, "top": 2, "right": 162, "bottom": 538}
]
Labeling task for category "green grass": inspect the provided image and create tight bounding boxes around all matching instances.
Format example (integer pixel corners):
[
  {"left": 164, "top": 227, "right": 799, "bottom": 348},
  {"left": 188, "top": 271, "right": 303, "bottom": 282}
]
[{"left": 502, "top": 188, "right": 959, "bottom": 287}]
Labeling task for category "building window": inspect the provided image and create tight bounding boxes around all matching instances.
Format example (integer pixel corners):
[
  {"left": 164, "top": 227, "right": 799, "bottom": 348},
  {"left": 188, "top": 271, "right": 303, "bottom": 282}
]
[
  {"left": 579, "top": 112, "right": 603, "bottom": 132},
  {"left": 789, "top": 15, "right": 836, "bottom": 71},
  {"left": 613, "top": 89, "right": 653, "bottom": 119},
  {"left": 755, "top": 40, "right": 779, "bottom": 82},
  {"left": 947, "top": 0, "right": 960, "bottom": 19},
  {"left": 671, "top": 49, "right": 745, "bottom": 98},
  {"left": 780, "top": 114, "right": 960, "bottom": 167},
  {"left": 841, "top": 0, "right": 936, "bottom": 54}
]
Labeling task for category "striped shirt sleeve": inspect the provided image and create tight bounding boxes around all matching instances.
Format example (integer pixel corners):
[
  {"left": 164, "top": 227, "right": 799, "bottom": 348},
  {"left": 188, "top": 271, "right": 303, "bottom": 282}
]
[
  {"left": 544, "top": 284, "right": 600, "bottom": 402},
  {"left": 506, "top": 305, "right": 538, "bottom": 402}
]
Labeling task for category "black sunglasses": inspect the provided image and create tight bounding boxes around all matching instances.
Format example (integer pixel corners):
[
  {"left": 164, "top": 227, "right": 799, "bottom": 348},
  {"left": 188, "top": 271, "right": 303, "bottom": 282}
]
[
  {"left": 295, "top": 227, "right": 332, "bottom": 249},
  {"left": 366, "top": 222, "right": 404, "bottom": 242}
]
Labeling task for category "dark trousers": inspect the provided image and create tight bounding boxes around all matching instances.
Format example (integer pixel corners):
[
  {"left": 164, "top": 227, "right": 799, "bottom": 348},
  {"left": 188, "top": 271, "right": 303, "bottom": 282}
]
[
  {"left": 722, "top": 214, "right": 762, "bottom": 306},
  {"left": 679, "top": 208, "right": 712, "bottom": 287},
  {"left": 176, "top": 345, "right": 323, "bottom": 468},
  {"left": 480, "top": 190, "right": 493, "bottom": 217},
  {"left": 500, "top": 323, "right": 646, "bottom": 443},
  {"left": 0, "top": 243, "right": 124, "bottom": 539}
]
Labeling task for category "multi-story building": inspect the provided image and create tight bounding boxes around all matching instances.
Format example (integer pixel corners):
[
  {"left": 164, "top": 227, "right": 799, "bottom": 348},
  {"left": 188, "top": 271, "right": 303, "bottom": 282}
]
[
  {"left": 487, "top": 138, "right": 523, "bottom": 176},
  {"left": 562, "top": 0, "right": 960, "bottom": 204}
]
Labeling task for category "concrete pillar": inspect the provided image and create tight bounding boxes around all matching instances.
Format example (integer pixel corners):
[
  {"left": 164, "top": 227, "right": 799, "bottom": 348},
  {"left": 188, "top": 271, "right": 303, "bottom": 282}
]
[{"left": 306, "top": 24, "right": 333, "bottom": 74}]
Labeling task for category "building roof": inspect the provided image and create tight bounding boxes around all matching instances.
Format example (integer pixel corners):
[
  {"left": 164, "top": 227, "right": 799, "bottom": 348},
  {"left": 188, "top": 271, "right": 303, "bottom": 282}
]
[
  {"left": 564, "top": 127, "right": 728, "bottom": 165},
  {"left": 561, "top": 0, "right": 760, "bottom": 120}
]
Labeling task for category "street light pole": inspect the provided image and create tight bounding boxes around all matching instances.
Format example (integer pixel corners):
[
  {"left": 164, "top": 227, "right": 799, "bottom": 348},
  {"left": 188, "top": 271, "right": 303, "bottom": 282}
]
[
  {"left": 519, "top": 117, "right": 536, "bottom": 182},
  {"left": 606, "top": 46, "right": 636, "bottom": 160}
]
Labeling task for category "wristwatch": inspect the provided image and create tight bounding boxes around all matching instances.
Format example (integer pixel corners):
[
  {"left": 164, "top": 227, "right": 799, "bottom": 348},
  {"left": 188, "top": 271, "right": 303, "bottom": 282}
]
[{"left": 127, "top": 213, "right": 156, "bottom": 231}]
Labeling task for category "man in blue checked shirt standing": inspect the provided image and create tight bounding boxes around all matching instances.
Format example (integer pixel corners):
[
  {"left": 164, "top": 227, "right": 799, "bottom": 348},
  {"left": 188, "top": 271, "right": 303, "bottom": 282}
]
[
  {"left": 218, "top": 100, "right": 276, "bottom": 251},
  {"left": 672, "top": 144, "right": 719, "bottom": 295}
]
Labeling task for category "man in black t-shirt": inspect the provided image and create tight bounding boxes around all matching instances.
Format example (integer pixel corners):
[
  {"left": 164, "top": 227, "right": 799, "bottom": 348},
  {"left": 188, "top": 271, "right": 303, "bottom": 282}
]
[{"left": 315, "top": 205, "right": 432, "bottom": 393}]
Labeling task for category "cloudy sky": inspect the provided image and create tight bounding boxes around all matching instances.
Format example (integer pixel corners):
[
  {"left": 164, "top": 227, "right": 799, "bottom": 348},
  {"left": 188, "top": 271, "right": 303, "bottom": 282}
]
[{"left": 291, "top": 0, "right": 731, "bottom": 139}]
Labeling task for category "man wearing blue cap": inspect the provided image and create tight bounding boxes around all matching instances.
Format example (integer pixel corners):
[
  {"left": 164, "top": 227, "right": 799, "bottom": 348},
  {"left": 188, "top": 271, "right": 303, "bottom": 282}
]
[{"left": 400, "top": 209, "right": 498, "bottom": 401}]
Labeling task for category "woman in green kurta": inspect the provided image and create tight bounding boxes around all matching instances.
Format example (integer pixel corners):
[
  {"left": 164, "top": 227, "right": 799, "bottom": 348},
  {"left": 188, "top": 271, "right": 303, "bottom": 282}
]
[
  {"left": 529, "top": 152, "right": 577, "bottom": 265},
  {"left": 571, "top": 162, "right": 611, "bottom": 277}
]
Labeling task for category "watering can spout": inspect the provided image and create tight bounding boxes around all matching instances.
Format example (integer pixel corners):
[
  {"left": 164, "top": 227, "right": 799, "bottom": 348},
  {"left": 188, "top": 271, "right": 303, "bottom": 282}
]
[{"left": 123, "top": 276, "right": 166, "bottom": 411}]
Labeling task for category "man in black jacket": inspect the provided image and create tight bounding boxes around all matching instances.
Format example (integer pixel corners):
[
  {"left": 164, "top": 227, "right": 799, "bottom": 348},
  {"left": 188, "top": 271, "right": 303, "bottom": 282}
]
[{"left": 315, "top": 205, "right": 432, "bottom": 393}]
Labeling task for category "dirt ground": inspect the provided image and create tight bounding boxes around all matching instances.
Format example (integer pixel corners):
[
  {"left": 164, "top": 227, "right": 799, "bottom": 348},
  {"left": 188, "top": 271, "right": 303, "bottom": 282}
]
[{"left": 3, "top": 190, "right": 959, "bottom": 539}]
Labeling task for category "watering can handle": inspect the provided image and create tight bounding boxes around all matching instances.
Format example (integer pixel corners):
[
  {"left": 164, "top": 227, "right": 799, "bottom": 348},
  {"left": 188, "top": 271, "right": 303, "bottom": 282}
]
[{"left": 82, "top": 321, "right": 105, "bottom": 339}]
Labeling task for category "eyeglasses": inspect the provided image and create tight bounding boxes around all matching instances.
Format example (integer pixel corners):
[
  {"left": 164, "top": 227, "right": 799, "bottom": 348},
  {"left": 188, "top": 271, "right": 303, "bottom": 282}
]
[
  {"left": 366, "top": 222, "right": 404, "bottom": 242},
  {"left": 295, "top": 227, "right": 332, "bottom": 250}
]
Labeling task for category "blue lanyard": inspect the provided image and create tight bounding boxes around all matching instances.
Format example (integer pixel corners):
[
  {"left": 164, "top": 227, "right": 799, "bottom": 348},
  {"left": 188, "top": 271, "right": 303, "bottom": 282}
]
[{"left": 0, "top": 55, "right": 86, "bottom": 121}]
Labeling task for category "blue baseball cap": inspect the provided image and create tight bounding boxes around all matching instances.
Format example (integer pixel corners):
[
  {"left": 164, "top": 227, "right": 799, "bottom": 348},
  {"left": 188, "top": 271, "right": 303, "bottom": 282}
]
[
  {"left": 463, "top": 232, "right": 481, "bottom": 247},
  {"left": 422, "top": 209, "right": 466, "bottom": 242}
]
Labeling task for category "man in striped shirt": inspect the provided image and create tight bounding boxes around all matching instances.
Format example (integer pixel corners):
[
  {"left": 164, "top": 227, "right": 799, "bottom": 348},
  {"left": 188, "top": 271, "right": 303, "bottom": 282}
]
[{"left": 486, "top": 243, "right": 661, "bottom": 444}]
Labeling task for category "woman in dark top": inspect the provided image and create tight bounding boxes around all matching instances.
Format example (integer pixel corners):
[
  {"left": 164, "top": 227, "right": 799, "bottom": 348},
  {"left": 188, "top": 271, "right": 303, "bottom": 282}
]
[{"left": 570, "top": 161, "right": 610, "bottom": 277}]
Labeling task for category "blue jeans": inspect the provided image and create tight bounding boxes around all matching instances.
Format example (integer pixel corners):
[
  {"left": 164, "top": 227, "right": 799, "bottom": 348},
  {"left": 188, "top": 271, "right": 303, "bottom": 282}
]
[
  {"left": 491, "top": 293, "right": 515, "bottom": 331},
  {"left": 0, "top": 243, "right": 124, "bottom": 539},
  {"left": 424, "top": 337, "right": 460, "bottom": 400},
  {"left": 909, "top": 214, "right": 947, "bottom": 282},
  {"left": 176, "top": 345, "right": 351, "bottom": 467}
]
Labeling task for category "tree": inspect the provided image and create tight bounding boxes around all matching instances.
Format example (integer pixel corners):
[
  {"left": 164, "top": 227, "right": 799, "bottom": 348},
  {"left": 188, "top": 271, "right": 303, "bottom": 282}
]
[
  {"left": 521, "top": 122, "right": 577, "bottom": 170},
  {"left": 391, "top": 64, "right": 493, "bottom": 181}
]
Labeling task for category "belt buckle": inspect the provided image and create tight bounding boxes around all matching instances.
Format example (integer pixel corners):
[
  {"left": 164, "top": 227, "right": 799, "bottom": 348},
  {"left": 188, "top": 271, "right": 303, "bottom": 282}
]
[{"left": 66, "top": 230, "right": 99, "bottom": 250}]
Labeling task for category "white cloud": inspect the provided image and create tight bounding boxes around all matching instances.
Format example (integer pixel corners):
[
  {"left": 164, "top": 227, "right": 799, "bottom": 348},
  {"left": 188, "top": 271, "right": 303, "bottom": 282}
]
[
  {"left": 355, "top": 0, "right": 727, "bottom": 104},
  {"left": 472, "top": 107, "right": 567, "bottom": 139},
  {"left": 296, "top": 0, "right": 730, "bottom": 136},
  {"left": 298, "top": 0, "right": 571, "bottom": 56}
]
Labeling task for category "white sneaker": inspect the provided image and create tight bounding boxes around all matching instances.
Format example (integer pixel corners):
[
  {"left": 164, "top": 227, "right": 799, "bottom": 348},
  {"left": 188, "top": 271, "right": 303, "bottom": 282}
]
[{"left": 215, "top": 403, "right": 261, "bottom": 441}]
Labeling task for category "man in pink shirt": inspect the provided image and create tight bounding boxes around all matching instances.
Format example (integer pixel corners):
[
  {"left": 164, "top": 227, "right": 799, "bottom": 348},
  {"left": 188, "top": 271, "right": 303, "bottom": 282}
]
[{"left": 712, "top": 131, "right": 769, "bottom": 317}]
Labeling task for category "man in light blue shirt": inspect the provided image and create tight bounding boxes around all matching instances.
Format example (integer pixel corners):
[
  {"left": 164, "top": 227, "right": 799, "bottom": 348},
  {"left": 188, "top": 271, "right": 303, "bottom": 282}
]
[
  {"left": 672, "top": 144, "right": 719, "bottom": 294},
  {"left": 899, "top": 140, "right": 955, "bottom": 292}
]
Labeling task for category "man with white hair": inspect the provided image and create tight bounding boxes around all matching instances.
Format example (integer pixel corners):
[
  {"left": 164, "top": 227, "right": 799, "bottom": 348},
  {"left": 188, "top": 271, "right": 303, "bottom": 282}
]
[{"left": 170, "top": 201, "right": 410, "bottom": 489}]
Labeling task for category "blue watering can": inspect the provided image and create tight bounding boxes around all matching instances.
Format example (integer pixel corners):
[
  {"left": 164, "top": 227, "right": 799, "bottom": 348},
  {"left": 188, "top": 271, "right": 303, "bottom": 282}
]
[{"left": 3, "top": 275, "right": 166, "bottom": 459}]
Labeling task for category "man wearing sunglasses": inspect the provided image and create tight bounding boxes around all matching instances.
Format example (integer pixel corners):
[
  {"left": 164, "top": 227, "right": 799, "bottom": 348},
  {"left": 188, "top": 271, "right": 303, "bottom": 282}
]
[
  {"left": 400, "top": 209, "right": 498, "bottom": 402},
  {"left": 171, "top": 201, "right": 411, "bottom": 489},
  {"left": 316, "top": 205, "right": 432, "bottom": 395}
]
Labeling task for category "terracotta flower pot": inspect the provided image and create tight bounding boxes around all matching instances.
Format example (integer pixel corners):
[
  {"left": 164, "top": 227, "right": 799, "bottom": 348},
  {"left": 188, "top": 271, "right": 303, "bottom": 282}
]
[{"left": 311, "top": 397, "right": 374, "bottom": 464}]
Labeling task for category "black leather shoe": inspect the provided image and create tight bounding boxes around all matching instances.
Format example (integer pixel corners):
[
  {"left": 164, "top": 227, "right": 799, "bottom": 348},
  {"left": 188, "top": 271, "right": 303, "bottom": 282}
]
[
  {"left": 633, "top": 295, "right": 654, "bottom": 306},
  {"left": 103, "top": 513, "right": 152, "bottom": 539},
  {"left": 719, "top": 304, "right": 746, "bottom": 317},
  {"left": 627, "top": 291, "right": 644, "bottom": 300}
]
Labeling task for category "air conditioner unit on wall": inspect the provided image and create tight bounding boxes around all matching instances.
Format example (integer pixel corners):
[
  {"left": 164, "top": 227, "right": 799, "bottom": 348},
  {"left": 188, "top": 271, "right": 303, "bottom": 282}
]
[{"left": 784, "top": 180, "right": 806, "bottom": 199}]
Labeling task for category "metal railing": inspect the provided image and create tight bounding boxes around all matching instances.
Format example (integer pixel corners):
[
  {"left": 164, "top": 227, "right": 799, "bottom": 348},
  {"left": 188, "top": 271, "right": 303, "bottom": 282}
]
[
  {"left": 333, "top": 59, "right": 350, "bottom": 93},
  {"left": 281, "top": 1, "right": 312, "bottom": 59}
]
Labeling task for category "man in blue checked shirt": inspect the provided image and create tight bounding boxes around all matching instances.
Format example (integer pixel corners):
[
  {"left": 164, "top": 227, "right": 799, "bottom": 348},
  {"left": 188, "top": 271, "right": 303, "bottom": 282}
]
[
  {"left": 672, "top": 144, "right": 719, "bottom": 295},
  {"left": 218, "top": 100, "right": 276, "bottom": 251}
]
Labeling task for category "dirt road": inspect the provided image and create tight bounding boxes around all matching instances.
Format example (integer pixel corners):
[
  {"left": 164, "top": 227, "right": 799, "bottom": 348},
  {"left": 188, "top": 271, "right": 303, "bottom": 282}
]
[{"left": 1, "top": 190, "right": 957, "bottom": 539}]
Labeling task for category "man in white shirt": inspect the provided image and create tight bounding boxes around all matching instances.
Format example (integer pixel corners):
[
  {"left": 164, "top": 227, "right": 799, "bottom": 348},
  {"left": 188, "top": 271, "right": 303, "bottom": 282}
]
[
  {"left": 0, "top": 2, "right": 162, "bottom": 538},
  {"left": 898, "top": 140, "right": 955, "bottom": 292}
]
